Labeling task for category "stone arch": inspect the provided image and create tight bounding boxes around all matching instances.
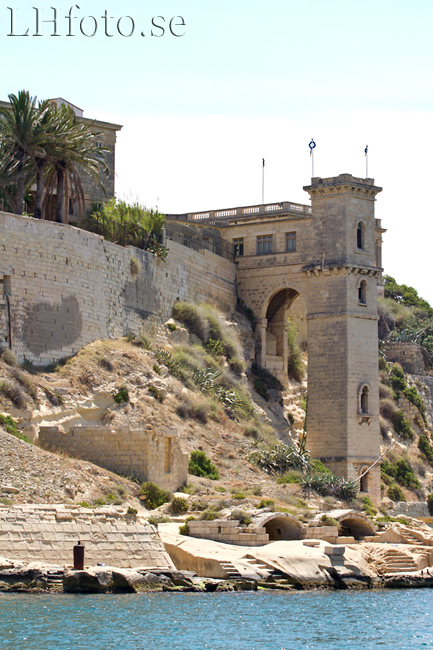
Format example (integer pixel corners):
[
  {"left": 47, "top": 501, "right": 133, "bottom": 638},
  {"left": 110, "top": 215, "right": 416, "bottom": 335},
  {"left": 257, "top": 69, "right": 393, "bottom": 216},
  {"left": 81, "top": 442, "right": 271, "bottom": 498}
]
[
  {"left": 358, "top": 383, "right": 370, "bottom": 415},
  {"left": 259, "top": 287, "right": 307, "bottom": 384},
  {"left": 256, "top": 513, "right": 303, "bottom": 541},
  {"left": 358, "top": 278, "right": 368, "bottom": 305},
  {"left": 331, "top": 511, "right": 376, "bottom": 540}
]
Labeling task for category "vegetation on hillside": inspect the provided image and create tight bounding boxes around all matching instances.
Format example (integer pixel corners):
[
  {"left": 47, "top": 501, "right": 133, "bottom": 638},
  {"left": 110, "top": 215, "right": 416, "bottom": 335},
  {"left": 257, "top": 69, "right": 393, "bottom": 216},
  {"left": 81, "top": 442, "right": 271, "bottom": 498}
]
[
  {"left": 85, "top": 199, "right": 168, "bottom": 258},
  {"left": 379, "top": 275, "right": 433, "bottom": 361}
]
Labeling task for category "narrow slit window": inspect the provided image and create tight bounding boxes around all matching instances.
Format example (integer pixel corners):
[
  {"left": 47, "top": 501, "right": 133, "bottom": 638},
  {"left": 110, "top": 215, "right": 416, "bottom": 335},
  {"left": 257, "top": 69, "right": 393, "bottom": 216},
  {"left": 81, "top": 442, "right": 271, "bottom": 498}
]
[
  {"left": 357, "top": 222, "right": 364, "bottom": 250},
  {"left": 358, "top": 280, "right": 367, "bottom": 304}
]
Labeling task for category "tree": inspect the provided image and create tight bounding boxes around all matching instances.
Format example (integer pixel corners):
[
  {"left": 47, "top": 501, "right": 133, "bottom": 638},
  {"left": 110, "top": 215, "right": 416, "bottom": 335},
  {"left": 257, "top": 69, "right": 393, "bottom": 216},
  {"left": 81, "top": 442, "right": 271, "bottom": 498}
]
[
  {"left": 43, "top": 105, "right": 110, "bottom": 223},
  {"left": 0, "top": 90, "right": 51, "bottom": 215}
]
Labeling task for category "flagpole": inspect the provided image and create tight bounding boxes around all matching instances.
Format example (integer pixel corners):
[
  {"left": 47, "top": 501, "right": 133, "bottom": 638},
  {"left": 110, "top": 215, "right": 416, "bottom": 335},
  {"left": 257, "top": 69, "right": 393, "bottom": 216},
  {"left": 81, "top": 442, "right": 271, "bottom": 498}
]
[
  {"left": 262, "top": 158, "right": 265, "bottom": 204},
  {"left": 365, "top": 145, "right": 368, "bottom": 177}
]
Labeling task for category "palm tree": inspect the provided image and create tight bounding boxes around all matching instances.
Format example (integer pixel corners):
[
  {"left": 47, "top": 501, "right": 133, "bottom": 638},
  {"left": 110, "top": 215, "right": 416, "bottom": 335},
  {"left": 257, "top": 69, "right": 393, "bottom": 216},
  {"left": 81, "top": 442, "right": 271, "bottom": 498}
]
[
  {"left": 0, "top": 90, "right": 51, "bottom": 215},
  {"left": 43, "top": 104, "right": 110, "bottom": 223}
]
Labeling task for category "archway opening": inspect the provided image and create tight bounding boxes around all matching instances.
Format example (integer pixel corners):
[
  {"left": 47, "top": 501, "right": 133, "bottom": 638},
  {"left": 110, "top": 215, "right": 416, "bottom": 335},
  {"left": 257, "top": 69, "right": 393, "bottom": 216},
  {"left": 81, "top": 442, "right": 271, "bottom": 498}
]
[
  {"left": 338, "top": 516, "right": 375, "bottom": 540},
  {"left": 263, "top": 515, "right": 302, "bottom": 541},
  {"left": 263, "top": 289, "right": 306, "bottom": 384}
]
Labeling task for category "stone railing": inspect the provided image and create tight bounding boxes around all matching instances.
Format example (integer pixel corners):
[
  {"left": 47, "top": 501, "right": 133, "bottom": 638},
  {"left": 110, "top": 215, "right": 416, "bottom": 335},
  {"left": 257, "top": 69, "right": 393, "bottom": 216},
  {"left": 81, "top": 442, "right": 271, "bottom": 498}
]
[{"left": 167, "top": 201, "right": 312, "bottom": 224}]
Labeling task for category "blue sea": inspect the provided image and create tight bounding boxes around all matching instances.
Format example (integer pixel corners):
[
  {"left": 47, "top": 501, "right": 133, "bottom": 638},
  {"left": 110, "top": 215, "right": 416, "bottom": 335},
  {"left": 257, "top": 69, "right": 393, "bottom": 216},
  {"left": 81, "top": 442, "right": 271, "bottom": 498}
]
[{"left": 1, "top": 590, "right": 433, "bottom": 649}]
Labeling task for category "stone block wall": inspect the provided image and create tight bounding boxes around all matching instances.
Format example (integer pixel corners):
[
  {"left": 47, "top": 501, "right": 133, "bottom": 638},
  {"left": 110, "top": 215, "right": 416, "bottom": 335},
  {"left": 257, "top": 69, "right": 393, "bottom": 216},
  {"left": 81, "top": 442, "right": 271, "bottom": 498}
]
[
  {"left": 389, "top": 501, "right": 430, "bottom": 518},
  {"left": 0, "top": 505, "right": 174, "bottom": 569},
  {"left": 0, "top": 211, "right": 236, "bottom": 364},
  {"left": 187, "top": 520, "right": 269, "bottom": 546},
  {"left": 382, "top": 342, "right": 426, "bottom": 375},
  {"left": 39, "top": 425, "right": 188, "bottom": 492}
]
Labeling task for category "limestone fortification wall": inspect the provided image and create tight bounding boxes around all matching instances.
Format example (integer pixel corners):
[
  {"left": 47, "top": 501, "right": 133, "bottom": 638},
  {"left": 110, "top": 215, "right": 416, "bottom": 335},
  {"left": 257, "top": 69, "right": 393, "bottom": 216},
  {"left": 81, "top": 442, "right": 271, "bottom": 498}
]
[
  {"left": 382, "top": 342, "right": 426, "bottom": 375},
  {"left": 0, "top": 505, "right": 175, "bottom": 569},
  {"left": 39, "top": 425, "right": 188, "bottom": 492},
  {"left": 0, "top": 211, "right": 236, "bottom": 364}
]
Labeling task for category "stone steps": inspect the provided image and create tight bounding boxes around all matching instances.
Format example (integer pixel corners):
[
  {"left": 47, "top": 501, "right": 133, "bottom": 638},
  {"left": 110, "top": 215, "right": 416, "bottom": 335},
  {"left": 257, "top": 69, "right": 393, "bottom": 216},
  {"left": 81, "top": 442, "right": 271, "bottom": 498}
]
[
  {"left": 219, "top": 561, "right": 242, "bottom": 579},
  {"left": 382, "top": 550, "right": 417, "bottom": 573}
]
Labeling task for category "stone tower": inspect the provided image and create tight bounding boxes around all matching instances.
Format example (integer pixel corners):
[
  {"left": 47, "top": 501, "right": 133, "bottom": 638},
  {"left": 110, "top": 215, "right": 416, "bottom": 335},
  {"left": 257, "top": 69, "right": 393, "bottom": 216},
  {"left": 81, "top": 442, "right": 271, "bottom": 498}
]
[{"left": 303, "top": 174, "right": 382, "bottom": 503}]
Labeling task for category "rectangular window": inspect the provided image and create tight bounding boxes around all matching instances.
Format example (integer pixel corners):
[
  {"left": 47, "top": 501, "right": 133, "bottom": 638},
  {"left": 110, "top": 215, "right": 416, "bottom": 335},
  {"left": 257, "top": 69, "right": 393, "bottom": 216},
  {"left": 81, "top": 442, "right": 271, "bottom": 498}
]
[
  {"left": 233, "top": 237, "right": 244, "bottom": 257},
  {"left": 256, "top": 235, "right": 273, "bottom": 255},
  {"left": 286, "top": 232, "right": 296, "bottom": 252}
]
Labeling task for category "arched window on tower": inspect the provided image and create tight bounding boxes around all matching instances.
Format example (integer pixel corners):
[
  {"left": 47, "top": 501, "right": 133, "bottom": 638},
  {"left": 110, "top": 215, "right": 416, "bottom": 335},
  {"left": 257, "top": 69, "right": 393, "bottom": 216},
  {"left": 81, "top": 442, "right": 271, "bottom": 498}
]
[
  {"left": 358, "top": 384, "right": 371, "bottom": 424},
  {"left": 357, "top": 222, "right": 364, "bottom": 250},
  {"left": 358, "top": 280, "right": 367, "bottom": 305},
  {"left": 360, "top": 385, "right": 369, "bottom": 414}
]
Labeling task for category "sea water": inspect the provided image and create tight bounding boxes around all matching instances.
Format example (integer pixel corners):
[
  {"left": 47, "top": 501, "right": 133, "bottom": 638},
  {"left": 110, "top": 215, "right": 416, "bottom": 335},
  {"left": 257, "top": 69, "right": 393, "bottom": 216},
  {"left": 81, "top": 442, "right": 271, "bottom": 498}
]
[{"left": 1, "top": 590, "right": 433, "bottom": 650}]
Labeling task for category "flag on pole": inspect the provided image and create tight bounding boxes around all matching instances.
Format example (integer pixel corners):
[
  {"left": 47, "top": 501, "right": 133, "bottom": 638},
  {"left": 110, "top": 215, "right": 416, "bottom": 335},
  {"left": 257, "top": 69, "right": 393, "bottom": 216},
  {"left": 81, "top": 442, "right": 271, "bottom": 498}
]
[
  {"left": 262, "top": 158, "right": 265, "bottom": 167},
  {"left": 309, "top": 138, "right": 316, "bottom": 155},
  {"left": 365, "top": 145, "right": 368, "bottom": 156}
]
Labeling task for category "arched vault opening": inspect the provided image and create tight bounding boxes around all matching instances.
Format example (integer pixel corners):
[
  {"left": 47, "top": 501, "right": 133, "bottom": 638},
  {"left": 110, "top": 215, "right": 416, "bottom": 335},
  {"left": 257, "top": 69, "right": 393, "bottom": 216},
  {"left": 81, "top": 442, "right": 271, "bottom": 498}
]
[
  {"left": 260, "top": 288, "right": 306, "bottom": 384},
  {"left": 258, "top": 513, "right": 303, "bottom": 541}
]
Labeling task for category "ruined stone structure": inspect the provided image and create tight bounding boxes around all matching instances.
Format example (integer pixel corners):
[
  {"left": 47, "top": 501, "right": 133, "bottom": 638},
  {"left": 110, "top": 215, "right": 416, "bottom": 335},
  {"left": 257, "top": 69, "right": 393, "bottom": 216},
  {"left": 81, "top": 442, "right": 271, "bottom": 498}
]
[
  {"left": 39, "top": 425, "right": 188, "bottom": 492},
  {"left": 0, "top": 173, "right": 385, "bottom": 502}
]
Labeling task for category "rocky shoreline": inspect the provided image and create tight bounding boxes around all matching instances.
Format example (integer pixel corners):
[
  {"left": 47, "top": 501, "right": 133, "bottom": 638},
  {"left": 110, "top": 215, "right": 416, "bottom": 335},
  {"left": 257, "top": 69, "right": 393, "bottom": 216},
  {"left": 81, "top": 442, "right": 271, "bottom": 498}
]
[{"left": 2, "top": 559, "right": 433, "bottom": 594}]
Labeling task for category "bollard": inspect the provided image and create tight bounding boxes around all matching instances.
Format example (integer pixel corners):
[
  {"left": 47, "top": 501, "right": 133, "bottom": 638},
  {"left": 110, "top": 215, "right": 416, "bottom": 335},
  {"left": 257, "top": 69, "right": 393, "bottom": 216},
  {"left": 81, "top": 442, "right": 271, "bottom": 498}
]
[{"left": 73, "top": 541, "right": 85, "bottom": 570}]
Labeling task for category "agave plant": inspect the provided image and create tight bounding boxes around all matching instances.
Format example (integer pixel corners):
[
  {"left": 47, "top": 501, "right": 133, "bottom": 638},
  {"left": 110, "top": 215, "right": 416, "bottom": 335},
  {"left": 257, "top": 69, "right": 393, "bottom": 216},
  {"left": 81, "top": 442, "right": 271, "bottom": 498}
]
[
  {"left": 301, "top": 473, "right": 358, "bottom": 501},
  {"left": 251, "top": 442, "right": 311, "bottom": 475},
  {"left": 191, "top": 367, "right": 222, "bottom": 392}
]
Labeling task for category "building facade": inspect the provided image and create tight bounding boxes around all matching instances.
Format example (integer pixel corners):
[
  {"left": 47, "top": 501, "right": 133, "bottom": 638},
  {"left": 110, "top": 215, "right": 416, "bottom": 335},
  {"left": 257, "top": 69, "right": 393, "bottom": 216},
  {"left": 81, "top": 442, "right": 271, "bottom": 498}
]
[{"left": 167, "top": 173, "right": 385, "bottom": 502}]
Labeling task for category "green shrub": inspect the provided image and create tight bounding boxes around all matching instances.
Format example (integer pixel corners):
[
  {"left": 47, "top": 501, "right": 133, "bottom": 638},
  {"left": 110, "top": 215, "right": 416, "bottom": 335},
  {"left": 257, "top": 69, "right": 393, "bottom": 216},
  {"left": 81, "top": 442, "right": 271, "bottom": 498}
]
[
  {"left": 361, "top": 496, "right": 378, "bottom": 517},
  {"left": 179, "top": 516, "right": 195, "bottom": 536},
  {"left": 419, "top": 434, "right": 433, "bottom": 466},
  {"left": 388, "top": 484, "right": 406, "bottom": 502},
  {"left": 167, "top": 322, "right": 177, "bottom": 332},
  {"left": 390, "top": 363, "right": 406, "bottom": 395},
  {"left": 258, "top": 499, "right": 275, "bottom": 509},
  {"left": 188, "top": 450, "right": 219, "bottom": 480},
  {"left": 310, "top": 459, "right": 332, "bottom": 475},
  {"left": 206, "top": 338, "right": 224, "bottom": 357},
  {"left": 200, "top": 508, "right": 220, "bottom": 521},
  {"left": 153, "top": 364, "right": 161, "bottom": 374},
  {"left": 148, "top": 385, "right": 164, "bottom": 402},
  {"left": 381, "top": 459, "right": 420, "bottom": 489},
  {"left": 230, "top": 509, "right": 252, "bottom": 526},
  {"left": 147, "top": 514, "right": 172, "bottom": 527},
  {"left": 114, "top": 385, "right": 129, "bottom": 403},
  {"left": 276, "top": 470, "right": 304, "bottom": 484},
  {"left": 0, "top": 414, "right": 32, "bottom": 443},
  {"left": 320, "top": 514, "right": 339, "bottom": 527},
  {"left": 170, "top": 496, "right": 189, "bottom": 514},
  {"left": 427, "top": 494, "right": 433, "bottom": 516},
  {"left": 126, "top": 507, "right": 137, "bottom": 515},
  {"left": 140, "top": 482, "right": 172, "bottom": 509},
  {"left": 392, "top": 410, "right": 413, "bottom": 440}
]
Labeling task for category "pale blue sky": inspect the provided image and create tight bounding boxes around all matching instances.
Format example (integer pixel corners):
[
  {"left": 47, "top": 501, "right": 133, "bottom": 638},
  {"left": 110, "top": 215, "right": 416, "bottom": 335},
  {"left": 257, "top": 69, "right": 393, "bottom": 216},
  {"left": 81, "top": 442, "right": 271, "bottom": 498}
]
[{"left": 1, "top": 0, "right": 433, "bottom": 300}]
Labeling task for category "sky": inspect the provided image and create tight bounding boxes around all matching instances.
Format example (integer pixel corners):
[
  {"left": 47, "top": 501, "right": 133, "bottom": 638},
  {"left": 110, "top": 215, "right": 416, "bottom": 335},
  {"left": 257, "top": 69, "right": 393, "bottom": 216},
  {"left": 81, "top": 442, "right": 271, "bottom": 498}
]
[{"left": 1, "top": 0, "right": 433, "bottom": 302}]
